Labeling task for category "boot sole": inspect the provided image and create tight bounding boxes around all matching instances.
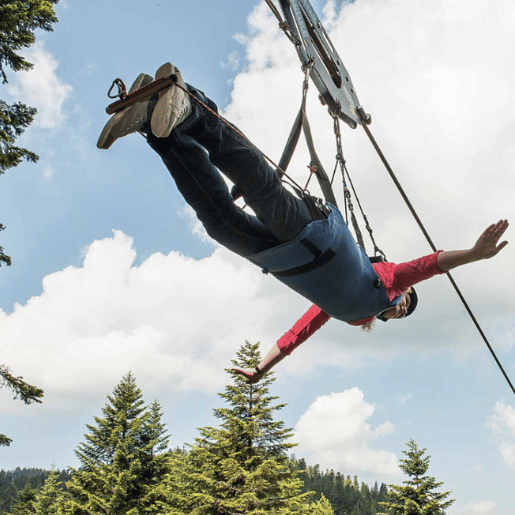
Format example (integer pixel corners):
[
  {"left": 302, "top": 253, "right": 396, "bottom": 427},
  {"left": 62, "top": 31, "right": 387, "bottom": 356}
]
[
  {"left": 97, "top": 73, "right": 154, "bottom": 149},
  {"left": 151, "top": 62, "right": 186, "bottom": 138}
]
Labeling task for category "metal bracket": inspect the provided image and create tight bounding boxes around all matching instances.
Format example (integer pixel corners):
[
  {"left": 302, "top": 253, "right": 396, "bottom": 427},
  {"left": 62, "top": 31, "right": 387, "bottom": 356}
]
[{"left": 278, "top": 0, "right": 365, "bottom": 129}]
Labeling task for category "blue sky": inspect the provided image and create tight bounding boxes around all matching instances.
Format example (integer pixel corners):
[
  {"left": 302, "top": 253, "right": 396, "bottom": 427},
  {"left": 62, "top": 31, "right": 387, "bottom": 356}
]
[{"left": 1, "top": 1, "right": 515, "bottom": 514}]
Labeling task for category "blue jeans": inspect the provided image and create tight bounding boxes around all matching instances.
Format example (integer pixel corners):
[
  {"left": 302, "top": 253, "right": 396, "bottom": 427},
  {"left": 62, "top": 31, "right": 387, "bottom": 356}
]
[{"left": 146, "top": 85, "right": 313, "bottom": 257}]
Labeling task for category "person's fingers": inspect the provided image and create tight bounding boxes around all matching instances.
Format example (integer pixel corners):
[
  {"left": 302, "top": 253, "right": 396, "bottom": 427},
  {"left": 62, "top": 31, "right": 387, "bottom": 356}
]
[
  {"left": 496, "top": 240, "right": 509, "bottom": 252},
  {"left": 482, "top": 220, "right": 508, "bottom": 242},
  {"left": 231, "top": 368, "right": 249, "bottom": 377},
  {"left": 494, "top": 220, "right": 509, "bottom": 237}
]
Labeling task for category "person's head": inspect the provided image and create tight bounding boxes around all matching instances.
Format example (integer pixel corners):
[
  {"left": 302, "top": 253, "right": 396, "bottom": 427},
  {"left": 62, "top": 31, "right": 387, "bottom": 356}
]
[{"left": 378, "top": 287, "right": 418, "bottom": 321}]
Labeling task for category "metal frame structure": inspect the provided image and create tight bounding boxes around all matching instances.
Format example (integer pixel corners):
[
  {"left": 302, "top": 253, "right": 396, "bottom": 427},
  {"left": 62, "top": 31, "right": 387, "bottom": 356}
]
[{"left": 278, "top": 0, "right": 364, "bottom": 128}]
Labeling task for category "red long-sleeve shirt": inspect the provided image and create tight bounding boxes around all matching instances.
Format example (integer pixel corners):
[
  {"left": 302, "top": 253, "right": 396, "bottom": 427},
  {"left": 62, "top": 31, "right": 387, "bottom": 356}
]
[{"left": 277, "top": 251, "right": 444, "bottom": 355}]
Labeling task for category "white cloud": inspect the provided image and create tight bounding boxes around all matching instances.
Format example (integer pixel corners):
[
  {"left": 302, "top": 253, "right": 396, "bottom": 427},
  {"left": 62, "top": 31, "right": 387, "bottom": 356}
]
[
  {"left": 80, "top": 63, "right": 96, "bottom": 76},
  {"left": 499, "top": 444, "right": 515, "bottom": 468},
  {"left": 0, "top": 230, "right": 278, "bottom": 406},
  {"left": 461, "top": 500, "right": 497, "bottom": 515},
  {"left": 6, "top": 42, "right": 72, "bottom": 128},
  {"left": 220, "top": 51, "right": 240, "bottom": 71},
  {"left": 292, "top": 388, "right": 399, "bottom": 476},
  {"left": 43, "top": 165, "right": 54, "bottom": 180},
  {"left": 396, "top": 392, "right": 412, "bottom": 404},
  {"left": 178, "top": 205, "right": 215, "bottom": 245},
  {"left": 486, "top": 401, "right": 515, "bottom": 469}
]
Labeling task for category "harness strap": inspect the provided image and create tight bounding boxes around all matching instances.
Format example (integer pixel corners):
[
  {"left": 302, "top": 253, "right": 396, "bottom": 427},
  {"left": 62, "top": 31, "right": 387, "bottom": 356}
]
[
  {"left": 269, "top": 248, "right": 336, "bottom": 278},
  {"left": 301, "top": 101, "right": 338, "bottom": 205},
  {"left": 249, "top": 237, "right": 335, "bottom": 278}
]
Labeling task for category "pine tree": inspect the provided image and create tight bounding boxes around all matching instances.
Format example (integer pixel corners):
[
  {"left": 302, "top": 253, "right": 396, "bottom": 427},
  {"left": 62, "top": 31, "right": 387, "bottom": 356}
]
[
  {"left": 1, "top": 0, "right": 55, "bottom": 445},
  {"left": 4, "top": 484, "right": 38, "bottom": 515},
  {"left": 0, "top": 365, "right": 44, "bottom": 446},
  {"left": 160, "top": 341, "right": 316, "bottom": 514},
  {"left": 63, "top": 372, "right": 170, "bottom": 514},
  {"left": 31, "top": 469, "right": 69, "bottom": 514},
  {"left": 0, "top": 0, "right": 59, "bottom": 265},
  {"left": 378, "top": 440, "right": 455, "bottom": 515},
  {"left": 138, "top": 400, "right": 173, "bottom": 510},
  {"left": 304, "top": 494, "right": 334, "bottom": 515}
]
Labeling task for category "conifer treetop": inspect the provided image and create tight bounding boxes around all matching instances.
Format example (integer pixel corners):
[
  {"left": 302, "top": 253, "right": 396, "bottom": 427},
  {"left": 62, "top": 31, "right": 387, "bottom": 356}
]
[
  {"left": 378, "top": 440, "right": 455, "bottom": 515},
  {"left": 163, "top": 341, "right": 317, "bottom": 514}
]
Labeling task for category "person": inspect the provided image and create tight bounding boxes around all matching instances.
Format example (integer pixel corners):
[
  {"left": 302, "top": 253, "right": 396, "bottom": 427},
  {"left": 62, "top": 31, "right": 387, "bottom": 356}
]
[{"left": 98, "top": 62, "right": 509, "bottom": 383}]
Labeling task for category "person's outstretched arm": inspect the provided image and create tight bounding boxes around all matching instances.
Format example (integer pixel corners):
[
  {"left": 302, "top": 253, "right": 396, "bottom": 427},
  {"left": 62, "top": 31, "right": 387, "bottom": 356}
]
[
  {"left": 437, "top": 219, "right": 509, "bottom": 272},
  {"left": 231, "top": 305, "right": 331, "bottom": 383}
]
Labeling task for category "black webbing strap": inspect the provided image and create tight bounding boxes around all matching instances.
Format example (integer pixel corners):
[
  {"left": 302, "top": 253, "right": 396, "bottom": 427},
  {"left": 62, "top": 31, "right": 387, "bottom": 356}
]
[
  {"left": 278, "top": 107, "right": 303, "bottom": 178},
  {"left": 270, "top": 248, "right": 336, "bottom": 277},
  {"left": 301, "top": 104, "right": 338, "bottom": 205},
  {"left": 275, "top": 71, "right": 338, "bottom": 206}
]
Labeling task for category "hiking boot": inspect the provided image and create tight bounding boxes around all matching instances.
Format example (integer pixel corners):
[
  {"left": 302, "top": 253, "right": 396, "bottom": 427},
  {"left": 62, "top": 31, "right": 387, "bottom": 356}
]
[
  {"left": 150, "top": 62, "right": 192, "bottom": 138},
  {"left": 97, "top": 73, "right": 156, "bottom": 149}
]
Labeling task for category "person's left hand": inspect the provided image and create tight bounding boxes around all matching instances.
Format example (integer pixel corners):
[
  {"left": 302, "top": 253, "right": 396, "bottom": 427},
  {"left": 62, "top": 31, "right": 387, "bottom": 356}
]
[
  {"left": 472, "top": 219, "right": 509, "bottom": 260},
  {"left": 230, "top": 367, "right": 264, "bottom": 384}
]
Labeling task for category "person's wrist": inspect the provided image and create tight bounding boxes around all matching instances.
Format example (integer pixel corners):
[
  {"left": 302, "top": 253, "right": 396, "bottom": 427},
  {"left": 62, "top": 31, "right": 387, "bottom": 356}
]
[{"left": 469, "top": 247, "right": 483, "bottom": 262}]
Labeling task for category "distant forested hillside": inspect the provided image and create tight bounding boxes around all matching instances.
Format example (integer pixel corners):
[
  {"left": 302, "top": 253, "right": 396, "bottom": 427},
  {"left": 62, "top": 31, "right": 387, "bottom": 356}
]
[
  {"left": 291, "top": 457, "right": 390, "bottom": 515},
  {"left": 0, "top": 468, "right": 71, "bottom": 514}
]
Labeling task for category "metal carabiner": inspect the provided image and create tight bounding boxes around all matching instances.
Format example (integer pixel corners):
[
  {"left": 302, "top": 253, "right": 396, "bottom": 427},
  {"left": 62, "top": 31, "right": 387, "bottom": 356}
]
[{"left": 107, "top": 78, "right": 127, "bottom": 100}]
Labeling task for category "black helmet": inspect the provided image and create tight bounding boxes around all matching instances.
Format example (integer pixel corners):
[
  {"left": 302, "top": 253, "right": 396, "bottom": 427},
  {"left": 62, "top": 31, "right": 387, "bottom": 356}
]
[
  {"left": 377, "top": 288, "right": 418, "bottom": 322},
  {"left": 405, "top": 287, "right": 418, "bottom": 317}
]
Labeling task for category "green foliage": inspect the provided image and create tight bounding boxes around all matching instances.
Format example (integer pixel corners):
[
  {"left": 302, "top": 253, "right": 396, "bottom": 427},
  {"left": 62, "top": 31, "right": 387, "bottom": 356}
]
[
  {"left": 62, "top": 372, "right": 171, "bottom": 514},
  {"left": 0, "top": 99, "right": 38, "bottom": 175},
  {"left": 0, "top": 355, "right": 402, "bottom": 515},
  {"left": 304, "top": 494, "right": 334, "bottom": 515},
  {"left": 289, "top": 458, "right": 389, "bottom": 515},
  {"left": 159, "top": 341, "right": 315, "bottom": 514},
  {"left": 0, "top": 0, "right": 59, "bottom": 265},
  {"left": 0, "top": 365, "right": 44, "bottom": 446},
  {"left": 377, "top": 440, "right": 455, "bottom": 515},
  {"left": 0, "top": 223, "right": 12, "bottom": 267},
  {"left": 0, "top": 0, "right": 57, "bottom": 455},
  {"left": 31, "top": 469, "right": 70, "bottom": 514},
  {"left": 1, "top": 468, "right": 71, "bottom": 514},
  {"left": 4, "top": 484, "right": 38, "bottom": 515},
  {"left": 0, "top": 0, "right": 59, "bottom": 83}
]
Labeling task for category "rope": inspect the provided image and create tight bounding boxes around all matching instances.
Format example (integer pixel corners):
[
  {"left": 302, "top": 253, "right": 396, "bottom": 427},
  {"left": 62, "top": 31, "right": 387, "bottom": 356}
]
[
  {"left": 172, "top": 81, "right": 308, "bottom": 197},
  {"left": 263, "top": 0, "right": 302, "bottom": 46},
  {"left": 333, "top": 114, "right": 386, "bottom": 258},
  {"left": 361, "top": 121, "right": 515, "bottom": 397}
]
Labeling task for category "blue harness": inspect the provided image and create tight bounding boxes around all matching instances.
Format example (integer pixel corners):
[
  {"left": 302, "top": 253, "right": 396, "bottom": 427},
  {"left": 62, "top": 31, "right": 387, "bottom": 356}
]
[{"left": 247, "top": 205, "right": 399, "bottom": 322}]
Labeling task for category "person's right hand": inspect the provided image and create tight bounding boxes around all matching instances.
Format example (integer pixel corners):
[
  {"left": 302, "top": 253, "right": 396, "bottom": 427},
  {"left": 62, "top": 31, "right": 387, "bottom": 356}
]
[{"left": 472, "top": 219, "right": 509, "bottom": 260}]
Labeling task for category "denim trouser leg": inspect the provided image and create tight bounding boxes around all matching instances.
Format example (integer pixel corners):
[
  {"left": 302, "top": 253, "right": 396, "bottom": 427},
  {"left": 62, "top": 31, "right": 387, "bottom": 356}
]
[{"left": 146, "top": 85, "right": 313, "bottom": 256}]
